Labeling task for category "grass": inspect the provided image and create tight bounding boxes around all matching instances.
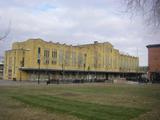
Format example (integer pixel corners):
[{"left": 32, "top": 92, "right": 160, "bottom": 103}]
[
  {"left": 0, "top": 83, "right": 160, "bottom": 120},
  {"left": 12, "top": 95, "right": 147, "bottom": 120}
]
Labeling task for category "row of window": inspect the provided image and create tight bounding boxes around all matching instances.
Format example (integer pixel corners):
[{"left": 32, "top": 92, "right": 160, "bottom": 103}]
[
  {"left": 37, "top": 48, "right": 86, "bottom": 66},
  {"left": 37, "top": 48, "right": 138, "bottom": 68}
]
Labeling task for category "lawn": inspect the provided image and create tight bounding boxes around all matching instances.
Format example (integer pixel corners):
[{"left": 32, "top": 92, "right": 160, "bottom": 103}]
[{"left": 0, "top": 82, "right": 160, "bottom": 120}]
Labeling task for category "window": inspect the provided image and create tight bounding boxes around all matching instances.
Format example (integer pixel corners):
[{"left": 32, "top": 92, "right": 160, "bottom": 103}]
[
  {"left": 8, "top": 57, "right": 12, "bottom": 80},
  {"left": 72, "top": 51, "right": 76, "bottom": 66},
  {"left": 84, "top": 53, "right": 87, "bottom": 68},
  {"left": 52, "top": 49, "right": 57, "bottom": 64},
  {"left": 38, "top": 47, "right": 41, "bottom": 54},
  {"left": 37, "top": 47, "right": 41, "bottom": 64},
  {"left": 94, "top": 53, "right": 98, "bottom": 68},
  {"left": 59, "top": 49, "right": 64, "bottom": 65},
  {"left": 78, "top": 53, "right": 83, "bottom": 68},
  {"left": 44, "top": 49, "right": 49, "bottom": 64},
  {"left": 21, "top": 57, "right": 24, "bottom": 67},
  {"left": 65, "top": 51, "right": 70, "bottom": 66}
]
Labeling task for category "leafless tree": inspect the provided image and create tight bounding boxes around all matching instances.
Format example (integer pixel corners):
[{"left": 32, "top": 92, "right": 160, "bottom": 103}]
[
  {"left": 0, "top": 19, "right": 11, "bottom": 41},
  {"left": 125, "top": 0, "right": 160, "bottom": 28}
]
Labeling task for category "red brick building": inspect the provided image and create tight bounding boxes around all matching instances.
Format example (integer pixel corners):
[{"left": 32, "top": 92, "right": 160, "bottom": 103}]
[{"left": 146, "top": 44, "right": 160, "bottom": 83}]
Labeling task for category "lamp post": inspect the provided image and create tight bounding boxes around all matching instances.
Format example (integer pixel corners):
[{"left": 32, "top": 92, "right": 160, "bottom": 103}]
[
  {"left": 37, "top": 59, "right": 40, "bottom": 84},
  {"left": 37, "top": 47, "right": 41, "bottom": 84},
  {"left": 83, "top": 54, "right": 87, "bottom": 82},
  {"left": 87, "top": 66, "right": 90, "bottom": 82}
]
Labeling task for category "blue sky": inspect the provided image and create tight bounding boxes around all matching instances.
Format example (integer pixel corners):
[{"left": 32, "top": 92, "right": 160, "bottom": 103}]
[{"left": 0, "top": 0, "right": 159, "bottom": 66}]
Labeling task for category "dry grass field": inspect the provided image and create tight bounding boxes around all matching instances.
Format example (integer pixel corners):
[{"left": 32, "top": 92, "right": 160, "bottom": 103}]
[{"left": 0, "top": 81, "right": 160, "bottom": 120}]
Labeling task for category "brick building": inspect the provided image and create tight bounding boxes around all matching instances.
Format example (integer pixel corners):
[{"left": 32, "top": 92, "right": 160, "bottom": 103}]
[{"left": 146, "top": 44, "right": 160, "bottom": 83}]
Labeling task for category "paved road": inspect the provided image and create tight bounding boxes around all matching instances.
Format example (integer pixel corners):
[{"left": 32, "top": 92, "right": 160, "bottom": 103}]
[{"left": 0, "top": 80, "right": 44, "bottom": 86}]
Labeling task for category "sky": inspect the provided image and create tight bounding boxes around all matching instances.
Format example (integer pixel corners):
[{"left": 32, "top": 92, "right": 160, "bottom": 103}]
[{"left": 0, "top": 0, "right": 159, "bottom": 66}]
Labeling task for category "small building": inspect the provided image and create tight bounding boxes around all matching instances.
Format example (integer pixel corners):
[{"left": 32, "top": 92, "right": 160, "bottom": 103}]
[
  {"left": 0, "top": 62, "right": 4, "bottom": 80},
  {"left": 146, "top": 44, "right": 160, "bottom": 83}
]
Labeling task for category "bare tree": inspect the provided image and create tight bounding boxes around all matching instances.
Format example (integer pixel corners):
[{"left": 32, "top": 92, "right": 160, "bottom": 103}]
[
  {"left": 125, "top": 0, "right": 160, "bottom": 28},
  {"left": 0, "top": 19, "right": 11, "bottom": 41}
]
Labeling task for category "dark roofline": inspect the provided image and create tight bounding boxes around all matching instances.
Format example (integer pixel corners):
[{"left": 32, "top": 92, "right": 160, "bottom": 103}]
[{"left": 146, "top": 44, "right": 160, "bottom": 48}]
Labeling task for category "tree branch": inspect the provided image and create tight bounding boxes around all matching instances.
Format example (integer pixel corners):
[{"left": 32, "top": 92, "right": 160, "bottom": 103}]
[
  {"left": 0, "top": 20, "right": 11, "bottom": 41},
  {"left": 125, "top": 0, "right": 160, "bottom": 29}
]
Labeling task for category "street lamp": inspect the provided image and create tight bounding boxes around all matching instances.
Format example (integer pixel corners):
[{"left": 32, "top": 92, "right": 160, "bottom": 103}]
[
  {"left": 37, "top": 47, "right": 41, "bottom": 84},
  {"left": 37, "top": 59, "right": 40, "bottom": 84}
]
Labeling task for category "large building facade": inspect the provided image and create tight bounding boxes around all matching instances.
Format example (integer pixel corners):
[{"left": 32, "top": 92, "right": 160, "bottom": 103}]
[
  {"left": 4, "top": 39, "right": 139, "bottom": 82},
  {"left": 147, "top": 44, "right": 160, "bottom": 83}
]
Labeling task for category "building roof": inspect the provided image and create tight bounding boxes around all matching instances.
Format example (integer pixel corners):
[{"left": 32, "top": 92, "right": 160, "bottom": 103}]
[{"left": 146, "top": 44, "right": 160, "bottom": 48}]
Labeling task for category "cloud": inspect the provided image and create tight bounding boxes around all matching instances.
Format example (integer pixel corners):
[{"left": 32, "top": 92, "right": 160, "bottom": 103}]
[{"left": 0, "top": 0, "right": 159, "bottom": 65}]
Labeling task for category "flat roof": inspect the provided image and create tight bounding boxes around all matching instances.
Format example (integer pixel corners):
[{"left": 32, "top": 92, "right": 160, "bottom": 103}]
[{"left": 146, "top": 44, "right": 160, "bottom": 48}]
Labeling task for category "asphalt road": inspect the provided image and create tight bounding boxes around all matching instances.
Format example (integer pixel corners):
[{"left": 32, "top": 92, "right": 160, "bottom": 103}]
[{"left": 0, "top": 80, "right": 43, "bottom": 86}]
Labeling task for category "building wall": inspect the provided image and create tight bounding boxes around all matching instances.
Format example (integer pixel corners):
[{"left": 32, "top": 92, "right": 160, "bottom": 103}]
[
  {"left": 4, "top": 39, "right": 139, "bottom": 80},
  {"left": 147, "top": 45, "right": 160, "bottom": 82},
  {"left": 148, "top": 47, "right": 160, "bottom": 72}
]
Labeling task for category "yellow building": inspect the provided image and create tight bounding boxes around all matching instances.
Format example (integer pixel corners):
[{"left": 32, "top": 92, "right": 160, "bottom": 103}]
[{"left": 4, "top": 38, "right": 139, "bottom": 81}]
